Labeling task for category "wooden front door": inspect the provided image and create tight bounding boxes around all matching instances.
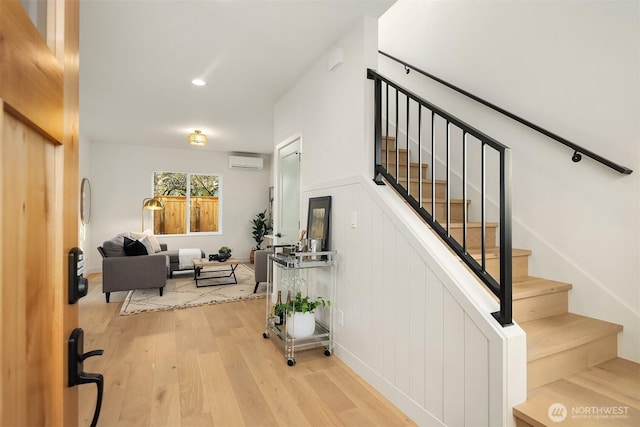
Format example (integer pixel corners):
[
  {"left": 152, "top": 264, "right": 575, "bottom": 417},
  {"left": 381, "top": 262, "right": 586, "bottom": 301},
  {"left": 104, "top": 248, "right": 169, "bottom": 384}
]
[{"left": 1, "top": 1, "right": 80, "bottom": 425}]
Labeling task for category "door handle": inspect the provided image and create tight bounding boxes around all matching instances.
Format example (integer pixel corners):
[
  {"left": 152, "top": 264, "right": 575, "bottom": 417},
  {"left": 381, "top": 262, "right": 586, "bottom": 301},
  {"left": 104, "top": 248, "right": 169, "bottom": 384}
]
[{"left": 68, "top": 328, "right": 104, "bottom": 427}]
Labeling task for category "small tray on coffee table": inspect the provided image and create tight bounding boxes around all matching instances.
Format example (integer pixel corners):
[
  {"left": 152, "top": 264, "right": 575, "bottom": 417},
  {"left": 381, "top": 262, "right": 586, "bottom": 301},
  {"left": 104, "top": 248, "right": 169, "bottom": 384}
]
[{"left": 192, "top": 258, "right": 240, "bottom": 288}]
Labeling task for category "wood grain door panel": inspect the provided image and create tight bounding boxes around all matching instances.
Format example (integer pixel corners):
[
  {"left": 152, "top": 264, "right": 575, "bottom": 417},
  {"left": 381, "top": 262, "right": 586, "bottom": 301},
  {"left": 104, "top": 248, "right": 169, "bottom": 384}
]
[{"left": 0, "top": 1, "right": 79, "bottom": 425}]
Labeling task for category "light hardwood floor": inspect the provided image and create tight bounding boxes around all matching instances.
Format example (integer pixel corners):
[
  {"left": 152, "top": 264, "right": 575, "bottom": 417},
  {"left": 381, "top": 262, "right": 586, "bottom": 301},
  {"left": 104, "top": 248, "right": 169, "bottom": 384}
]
[{"left": 79, "top": 272, "right": 414, "bottom": 426}]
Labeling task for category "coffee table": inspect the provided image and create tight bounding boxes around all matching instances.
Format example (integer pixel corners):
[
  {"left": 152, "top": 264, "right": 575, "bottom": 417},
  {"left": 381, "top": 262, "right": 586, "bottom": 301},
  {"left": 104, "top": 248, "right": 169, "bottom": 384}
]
[{"left": 192, "top": 258, "right": 240, "bottom": 288}]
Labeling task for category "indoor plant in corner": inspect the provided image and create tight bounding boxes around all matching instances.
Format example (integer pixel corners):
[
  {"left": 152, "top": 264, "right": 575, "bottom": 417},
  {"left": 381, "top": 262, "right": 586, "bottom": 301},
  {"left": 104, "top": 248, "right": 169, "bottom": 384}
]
[
  {"left": 250, "top": 209, "right": 272, "bottom": 263},
  {"left": 274, "top": 292, "right": 330, "bottom": 339}
]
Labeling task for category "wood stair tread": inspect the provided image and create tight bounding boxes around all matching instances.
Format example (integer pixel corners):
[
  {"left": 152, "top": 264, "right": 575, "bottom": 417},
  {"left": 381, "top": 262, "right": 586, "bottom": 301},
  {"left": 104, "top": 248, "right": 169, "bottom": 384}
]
[
  {"left": 448, "top": 221, "right": 499, "bottom": 229},
  {"left": 565, "top": 358, "right": 640, "bottom": 409},
  {"left": 466, "top": 247, "right": 532, "bottom": 259},
  {"left": 521, "top": 313, "right": 623, "bottom": 362},
  {"left": 397, "top": 177, "right": 446, "bottom": 184},
  {"left": 388, "top": 161, "right": 427, "bottom": 167},
  {"left": 512, "top": 277, "right": 573, "bottom": 300},
  {"left": 513, "top": 360, "right": 640, "bottom": 426},
  {"left": 421, "top": 197, "right": 470, "bottom": 205}
]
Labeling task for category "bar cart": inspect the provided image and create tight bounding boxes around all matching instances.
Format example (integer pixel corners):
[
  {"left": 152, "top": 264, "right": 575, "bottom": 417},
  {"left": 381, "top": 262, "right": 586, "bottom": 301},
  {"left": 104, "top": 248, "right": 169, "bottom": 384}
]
[{"left": 262, "top": 247, "right": 337, "bottom": 366}]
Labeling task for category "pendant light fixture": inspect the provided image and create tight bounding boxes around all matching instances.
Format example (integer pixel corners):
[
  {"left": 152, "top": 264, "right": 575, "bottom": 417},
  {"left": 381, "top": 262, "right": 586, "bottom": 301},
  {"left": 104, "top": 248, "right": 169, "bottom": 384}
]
[{"left": 188, "top": 130, "right": 207, "bottom": 146}]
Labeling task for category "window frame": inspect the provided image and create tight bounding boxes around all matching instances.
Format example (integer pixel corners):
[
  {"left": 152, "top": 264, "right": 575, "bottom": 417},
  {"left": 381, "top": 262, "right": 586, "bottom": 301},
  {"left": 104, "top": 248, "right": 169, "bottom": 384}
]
[{"left": 152, "top": 170, "right": 223, "bottom": 236}]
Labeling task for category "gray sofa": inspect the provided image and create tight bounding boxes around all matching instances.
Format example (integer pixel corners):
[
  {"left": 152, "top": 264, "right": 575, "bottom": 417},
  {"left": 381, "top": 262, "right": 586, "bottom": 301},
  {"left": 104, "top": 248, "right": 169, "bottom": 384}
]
[{"left": 97, "top": 234, "right": 204, "bottom": 302}]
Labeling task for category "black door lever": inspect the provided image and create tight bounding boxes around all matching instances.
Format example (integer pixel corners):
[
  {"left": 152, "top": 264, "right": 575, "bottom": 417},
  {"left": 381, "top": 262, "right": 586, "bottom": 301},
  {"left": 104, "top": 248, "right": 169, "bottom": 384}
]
[{"left": 68, "top": 328, "right": 104, "bottom": 427}]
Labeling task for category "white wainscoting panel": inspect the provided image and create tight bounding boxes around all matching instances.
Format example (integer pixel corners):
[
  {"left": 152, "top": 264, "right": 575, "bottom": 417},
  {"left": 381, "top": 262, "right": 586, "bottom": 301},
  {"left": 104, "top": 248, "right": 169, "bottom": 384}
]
[
  {"left": 443, "top": 290, "right": 465, "bottom": 426},
  {"left": 409, "top": 250, "right": 426, "bottom": 407},
  {"left": 303, "top": 175, "right": 526, "bottom": 427}
]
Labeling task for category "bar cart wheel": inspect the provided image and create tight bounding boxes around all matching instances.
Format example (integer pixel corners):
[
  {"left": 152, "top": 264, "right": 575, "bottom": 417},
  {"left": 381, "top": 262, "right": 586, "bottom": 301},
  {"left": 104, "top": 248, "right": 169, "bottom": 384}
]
[
  {"left": 262, "top": 332, "right": 269, "bottom": 339},
  {"left": 287, "top": 358, "right": 296, "bottom": 366},
  {"left": 324, "top": 349, "right": 331, "bottom": 357}
]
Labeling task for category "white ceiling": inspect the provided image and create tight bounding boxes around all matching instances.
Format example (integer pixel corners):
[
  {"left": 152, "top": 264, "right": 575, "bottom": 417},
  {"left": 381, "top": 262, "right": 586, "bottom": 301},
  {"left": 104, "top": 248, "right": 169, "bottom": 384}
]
[{"left": 79, "top": 0, "right": 394, "bottom": 154}]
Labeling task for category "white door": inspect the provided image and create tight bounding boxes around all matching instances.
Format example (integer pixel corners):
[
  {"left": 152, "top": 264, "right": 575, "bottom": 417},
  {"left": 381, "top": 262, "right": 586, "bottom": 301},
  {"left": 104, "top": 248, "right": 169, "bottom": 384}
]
[{"left": 276, "top": 137, "right": 301, "bottom": 244}]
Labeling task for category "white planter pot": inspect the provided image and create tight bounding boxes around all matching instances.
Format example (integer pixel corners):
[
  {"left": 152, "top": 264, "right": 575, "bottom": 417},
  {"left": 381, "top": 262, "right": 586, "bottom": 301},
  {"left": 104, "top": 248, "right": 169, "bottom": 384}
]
[{"left": 286, "top": 311, "right": 316, "bottom": 339}]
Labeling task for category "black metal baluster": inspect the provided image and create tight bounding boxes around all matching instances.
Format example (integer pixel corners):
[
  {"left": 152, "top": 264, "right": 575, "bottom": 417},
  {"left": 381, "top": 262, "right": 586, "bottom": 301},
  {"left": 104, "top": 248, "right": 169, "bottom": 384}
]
[
  {"left": 431, "top": 112, "right": 436, "bottom": 221},
  {"left": 406, "top": 95, "right": 410, "bottom": 192},
  {"left": 418, "top": 105, "right": 422, "bottom": 207},
  {"left": 385, "top": 83, "right": 389, "bottom": 172},
  {"left": 462, "top": 131, "right": 468, "bottom": 252},
  {"left": 395, "top": 88, "right": 399, "bottom": 182},
  {"left": 446, "top": 121, "right": 451, "bottom": 234},
  {"left": 373, "top": 75, "right": 383, "bottom": 185},
  {"left": 481, "top": 142, "right": 486, "bottom": 271}
]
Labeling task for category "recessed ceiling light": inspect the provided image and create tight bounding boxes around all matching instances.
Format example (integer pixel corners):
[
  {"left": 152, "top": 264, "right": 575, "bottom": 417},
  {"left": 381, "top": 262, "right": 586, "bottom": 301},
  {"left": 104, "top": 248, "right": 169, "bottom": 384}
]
[{"left": 192, "top": 78, "right": 206, "bottom": 87}]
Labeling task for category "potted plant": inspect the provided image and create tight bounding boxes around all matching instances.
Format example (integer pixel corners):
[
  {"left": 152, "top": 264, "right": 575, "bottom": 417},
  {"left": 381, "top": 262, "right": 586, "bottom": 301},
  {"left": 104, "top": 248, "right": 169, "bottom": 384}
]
[
  {"left": 217, "top": 246, "right": 232, "bottom": 261},
  {"left": 274, "top": 292, "right": 330, "bottom": 339},
  {"left": 250, "top": 209, "right": 272, "bottom": 263}
]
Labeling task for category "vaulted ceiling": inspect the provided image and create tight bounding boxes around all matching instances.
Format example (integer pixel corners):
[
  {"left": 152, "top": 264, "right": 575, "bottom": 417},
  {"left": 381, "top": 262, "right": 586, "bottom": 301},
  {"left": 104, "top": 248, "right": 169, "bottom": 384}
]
[{"left": 80, "top": 0, "right": 395, "bottom": 154}]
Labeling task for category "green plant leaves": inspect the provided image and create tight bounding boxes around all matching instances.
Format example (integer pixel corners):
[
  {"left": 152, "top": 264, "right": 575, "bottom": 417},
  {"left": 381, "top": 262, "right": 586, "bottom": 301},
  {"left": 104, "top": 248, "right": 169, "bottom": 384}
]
[
  {"left": 251, "top": 209, "right": 272, "bottom": 249},
  {"left": 273, "top": 291, "right": 329, "bottom": 314}
]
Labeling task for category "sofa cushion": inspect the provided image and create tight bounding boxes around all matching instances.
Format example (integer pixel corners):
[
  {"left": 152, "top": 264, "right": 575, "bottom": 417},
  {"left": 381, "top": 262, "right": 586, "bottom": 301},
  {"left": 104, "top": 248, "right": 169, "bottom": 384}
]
[
  {"left": 124, "top": 236, "right": 148, "bottom": 256},
  {"left": 102, "top": 236, "right": 126, "bottom": 257}
]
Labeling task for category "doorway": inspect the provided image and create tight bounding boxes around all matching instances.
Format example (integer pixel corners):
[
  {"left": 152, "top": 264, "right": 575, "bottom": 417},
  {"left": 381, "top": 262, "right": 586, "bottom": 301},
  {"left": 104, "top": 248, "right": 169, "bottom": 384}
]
[{"left": 275, "top": 136, "right": 301, "bottom": 245}]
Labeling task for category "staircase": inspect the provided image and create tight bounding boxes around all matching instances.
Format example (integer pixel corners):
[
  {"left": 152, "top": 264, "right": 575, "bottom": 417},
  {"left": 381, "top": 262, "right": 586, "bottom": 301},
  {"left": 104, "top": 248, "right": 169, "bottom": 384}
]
[{"left": 381, "top": 137, "right": 640, "bottom": 426}]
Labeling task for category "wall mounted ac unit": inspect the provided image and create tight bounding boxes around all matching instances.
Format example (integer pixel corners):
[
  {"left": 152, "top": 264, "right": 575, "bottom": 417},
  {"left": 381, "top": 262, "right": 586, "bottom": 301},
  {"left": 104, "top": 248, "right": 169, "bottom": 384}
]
[{"left": 228, "top": 155, "right": 263, "bottom": 171}]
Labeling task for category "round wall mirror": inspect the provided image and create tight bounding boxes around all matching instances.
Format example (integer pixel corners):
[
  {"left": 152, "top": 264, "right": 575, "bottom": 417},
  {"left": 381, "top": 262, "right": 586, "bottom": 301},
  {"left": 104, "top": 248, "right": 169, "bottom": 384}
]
[{"left": 80, "top": 178, "right": 91, "bottom": 225}]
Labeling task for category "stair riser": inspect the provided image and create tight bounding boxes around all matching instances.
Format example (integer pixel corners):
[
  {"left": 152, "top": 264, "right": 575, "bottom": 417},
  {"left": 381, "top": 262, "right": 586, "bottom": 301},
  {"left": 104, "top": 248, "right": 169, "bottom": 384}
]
[
  {"left": 382, "top": 150, "right": 409, "bottom": 166},
  {"left": 527, "top": 334, "right": 618, "bottom": 390},
  {"left": 382, "top": 137, "right": 396, "bottom": 151},
  {"left": 449, "top": 226, "right": 497, "bottom": 251},
  {"left": 514, "top": 291, "right": 568, "bottom": 323},
  {"left": 485, "top": 253, "right": 529, "bottom": 281},
  {"left": 387, "top": 164, "right": 428, "bottom": 179},
  {"left": 400, "top": 180, "right": 446, "bottom": 199},
  {"left": 426, "top": 201, "right": 469, "bottom": 224},
  {"left": 514, "top": 419, "right": 536, "bottom": 427}
]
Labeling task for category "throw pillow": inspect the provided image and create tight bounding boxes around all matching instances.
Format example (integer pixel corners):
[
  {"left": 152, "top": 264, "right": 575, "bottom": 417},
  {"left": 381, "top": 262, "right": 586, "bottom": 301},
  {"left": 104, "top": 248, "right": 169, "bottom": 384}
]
[
  {"left": 123, "top": 236, "right": 148, "bottom": 256},
  {"left": 102, "top": 238, "right": 126, "bottom": 257},
  {"left": 142, "top": 229, "right": 162, "bottom": 253},
  {"left": 127, "top": 231, "right": 145, "bottom": 240},
  {"left": 138, "top": 236, "right": 155, "bottom": 255}
]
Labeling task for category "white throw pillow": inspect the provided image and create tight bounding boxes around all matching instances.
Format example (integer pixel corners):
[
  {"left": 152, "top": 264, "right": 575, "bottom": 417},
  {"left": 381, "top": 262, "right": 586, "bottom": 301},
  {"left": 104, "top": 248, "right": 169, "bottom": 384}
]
[
  {"left": 143, "top": 229, "right": 162, "bottom": 253},
  {"left": 128, "top": 231, "right": 145, "bottom": 240},
  {"left": 138, "top": 236, "right": 155, "bottom": 256}
]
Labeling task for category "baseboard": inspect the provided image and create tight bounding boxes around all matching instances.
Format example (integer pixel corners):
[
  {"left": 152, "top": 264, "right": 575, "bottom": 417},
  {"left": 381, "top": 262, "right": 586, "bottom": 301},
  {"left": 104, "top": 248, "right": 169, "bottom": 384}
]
[{"left": 333, "top": 342, "right": 445, "bottom": 427}]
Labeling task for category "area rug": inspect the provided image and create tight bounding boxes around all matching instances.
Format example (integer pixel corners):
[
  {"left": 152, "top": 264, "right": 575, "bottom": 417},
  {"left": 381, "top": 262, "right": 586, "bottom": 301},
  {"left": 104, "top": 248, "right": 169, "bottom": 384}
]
[{"left": 119, "top": 264, "right": 265, "bottom": 315}]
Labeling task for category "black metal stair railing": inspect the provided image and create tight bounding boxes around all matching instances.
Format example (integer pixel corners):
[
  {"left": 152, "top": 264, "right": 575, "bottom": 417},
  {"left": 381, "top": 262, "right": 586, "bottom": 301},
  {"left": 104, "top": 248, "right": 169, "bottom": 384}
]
[
  {"left": 367, "top": 68, "right": 513, "bottom": 326},
  {"left": 379, "top": 50, "right": 633, "bottom": 176}
]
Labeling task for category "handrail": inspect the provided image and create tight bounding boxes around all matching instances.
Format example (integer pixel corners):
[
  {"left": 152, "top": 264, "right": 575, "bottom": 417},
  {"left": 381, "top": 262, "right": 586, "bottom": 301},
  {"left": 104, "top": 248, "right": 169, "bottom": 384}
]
[
  {"left": 368, "top": 68, "right": 513, "bottom": 326},
  {"left": 379, "top": 50, "right": 633, "bottom": 175}
]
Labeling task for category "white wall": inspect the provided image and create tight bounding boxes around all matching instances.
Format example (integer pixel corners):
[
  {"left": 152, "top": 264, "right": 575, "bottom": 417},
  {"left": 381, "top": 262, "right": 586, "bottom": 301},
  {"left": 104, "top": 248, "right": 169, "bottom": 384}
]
[
  {"left": 379, "top": 0, "right": 640, "bottom": 361},
  {"left": 86, "top": 141, "right": 272, "bottom": 273},
  {"left": 274, "top": 16, "right": 378, "bottom": 182},
  {"left": 274, "top": 16, "right": 526, "bottom": 426}
]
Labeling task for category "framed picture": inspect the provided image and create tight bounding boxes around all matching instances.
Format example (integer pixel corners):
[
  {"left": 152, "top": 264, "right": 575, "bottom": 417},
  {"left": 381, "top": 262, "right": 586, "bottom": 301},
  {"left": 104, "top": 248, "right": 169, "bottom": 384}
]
[{"left": 306, "top": 196, "right": 331, "bottom": 251}]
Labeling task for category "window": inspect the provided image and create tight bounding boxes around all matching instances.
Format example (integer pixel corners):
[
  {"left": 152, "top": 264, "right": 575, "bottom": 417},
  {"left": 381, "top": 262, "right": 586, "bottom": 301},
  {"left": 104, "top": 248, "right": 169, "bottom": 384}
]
[{"left": 152, "top": 172, "right": 221, "bottom": 235}]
